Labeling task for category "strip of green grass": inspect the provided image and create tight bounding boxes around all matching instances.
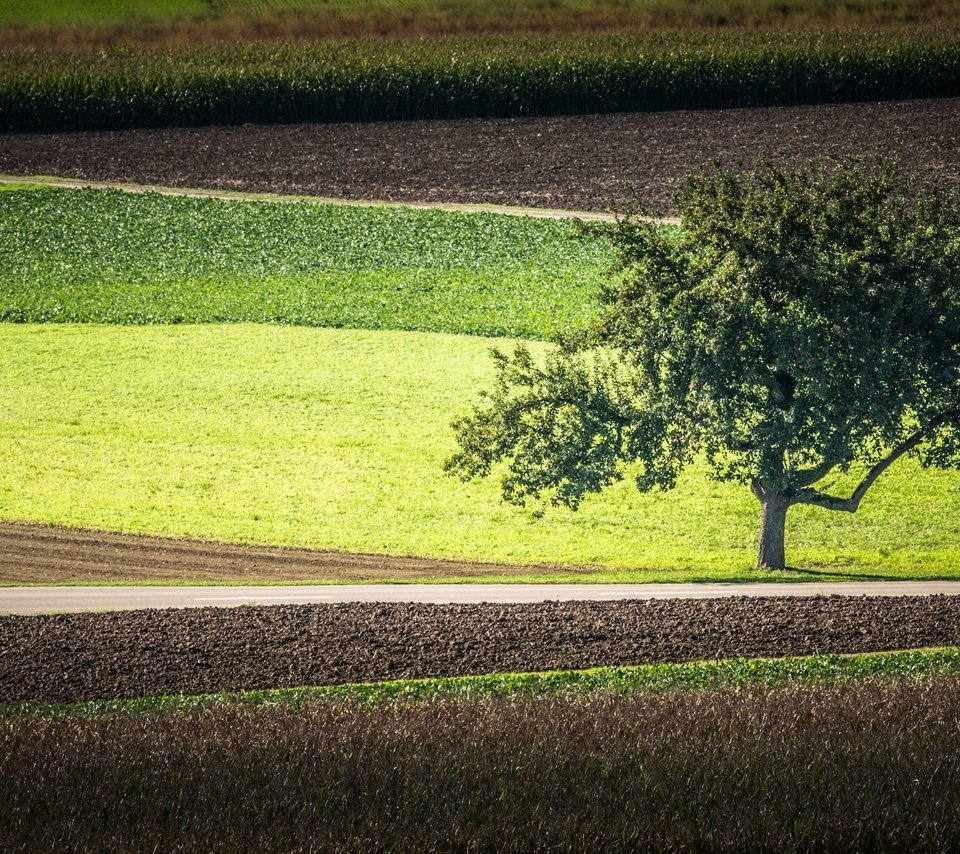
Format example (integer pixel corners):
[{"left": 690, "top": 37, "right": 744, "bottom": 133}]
[
  {"left": 0, "top": 182, "right": 48, "bottom": 192},
  {"left": 0, "top": 188, "right": 606, "bottom": 339},
  {"left": 9, "top": 647, "right": 960, "bottom": 718},
  {"left": 2, "top": 324, "right": 959, "bottom": 578},
  {"left": 6, "top": 0, "right": 957, "bottom": 28},
  {"left": 1, "top": 0, "right": 207, "bottom": 25}
]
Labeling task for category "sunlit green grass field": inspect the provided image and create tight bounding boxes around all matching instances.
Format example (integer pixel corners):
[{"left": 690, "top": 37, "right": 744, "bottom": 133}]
[{"left": 3, "top": 324, "right": 959, "bottom": 579}]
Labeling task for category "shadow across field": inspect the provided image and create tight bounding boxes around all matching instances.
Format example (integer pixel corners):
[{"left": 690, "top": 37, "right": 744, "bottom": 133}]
[{"left": 778, "top": 564, "right": 914, "bottom": 582}]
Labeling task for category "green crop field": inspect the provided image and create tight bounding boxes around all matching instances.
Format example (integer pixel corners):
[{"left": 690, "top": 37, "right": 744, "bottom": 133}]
[
  {"left": 0, "top": 188, "right": 607, "bottom": 338},
  {"left": 3, "top": 323, "right": 959, "bottom": 578},
  {"left": 3, "top": 29, "right": 958, "bottom": 131}
]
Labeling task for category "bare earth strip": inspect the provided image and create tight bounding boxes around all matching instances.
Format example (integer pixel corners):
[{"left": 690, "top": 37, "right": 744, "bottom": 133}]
[
  {"left": 0, "top": 521, "right": 581, "bottom": 585},
  {"left": 4, "top": 596, "right": 960, "bottom": 703},
  {"left": 2, "top": 98, "right": 958, "bottom": 215}
]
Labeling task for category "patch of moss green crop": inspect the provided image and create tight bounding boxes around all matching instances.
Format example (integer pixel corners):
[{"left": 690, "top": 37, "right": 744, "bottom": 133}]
[
  {"left": 0, "top": 187, "right": 608, "bottom": 339},
  {"left": 9, "top": 647, "right": 960, "bottom": 718},
  {"left": 0, "top": 181, "right": 50, "bottom": 192}
]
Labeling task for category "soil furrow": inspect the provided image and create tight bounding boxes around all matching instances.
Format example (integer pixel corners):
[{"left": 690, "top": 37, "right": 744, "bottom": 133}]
[{"left": 0, "top": 522, "right": 573, "bottom": 584}]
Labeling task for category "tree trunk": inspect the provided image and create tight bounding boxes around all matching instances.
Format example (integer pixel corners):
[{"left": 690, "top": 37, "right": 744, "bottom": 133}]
[{"left": 757, "top": 494, "right": 790, "bottom": 570}]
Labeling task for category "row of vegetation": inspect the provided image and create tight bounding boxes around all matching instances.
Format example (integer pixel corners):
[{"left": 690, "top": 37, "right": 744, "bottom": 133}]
[
  {"left": 12, "top": 647, "right": 960, "bottom": 717},
  {"left": 3, "top": 29, "right": 958, "bottom": 131},
  {"left": 0, "top": 186, "right": 606, "bottom": 338},
  {"left": 5, "top": 671, "right": 960, "bottom": 850}
]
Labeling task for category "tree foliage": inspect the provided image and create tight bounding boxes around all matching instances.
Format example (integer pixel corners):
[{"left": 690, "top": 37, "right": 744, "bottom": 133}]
[{"left": 445, "top": 159, "right": 960, "bottom": 568}]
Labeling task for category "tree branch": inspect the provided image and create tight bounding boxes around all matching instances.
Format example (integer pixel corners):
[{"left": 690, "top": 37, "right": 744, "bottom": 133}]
[
  {"left": 794, "top": 421, "right": 937, "bottom": 512},
  {"left": 791, "top": 455, "right": 847, "bottom": 489}
]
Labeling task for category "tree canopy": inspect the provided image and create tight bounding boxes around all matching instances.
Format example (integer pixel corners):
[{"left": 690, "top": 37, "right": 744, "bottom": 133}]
[{"left": 445, "top": 159, "right": 960, "bottom": 569}]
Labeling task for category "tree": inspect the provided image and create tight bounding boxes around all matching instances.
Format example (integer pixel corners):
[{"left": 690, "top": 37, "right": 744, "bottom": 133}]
[{"left": 445, "top": 160, "right": 960, "bottom": 570}]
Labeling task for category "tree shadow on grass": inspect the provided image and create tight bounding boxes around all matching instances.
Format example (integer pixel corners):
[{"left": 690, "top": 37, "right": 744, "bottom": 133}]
[{"left": 772, "top": 565, "right": 938, "bottom": 582}]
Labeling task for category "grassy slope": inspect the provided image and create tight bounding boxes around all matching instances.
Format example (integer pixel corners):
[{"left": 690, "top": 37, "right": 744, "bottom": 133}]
[
  {"left": 2, "top": 324, "right": 959, "bottom": 579},
  {"left": 0, "top": 188, "right": 605, "bottom": 339}
]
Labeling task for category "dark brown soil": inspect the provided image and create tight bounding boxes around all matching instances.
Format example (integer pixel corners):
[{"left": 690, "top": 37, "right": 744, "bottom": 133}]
[
  {"left": 3, "top": 596, "right": 959, "bottom": 703},
  {"left": 3, "top": 97, "right": 959, "bottom": 214}
]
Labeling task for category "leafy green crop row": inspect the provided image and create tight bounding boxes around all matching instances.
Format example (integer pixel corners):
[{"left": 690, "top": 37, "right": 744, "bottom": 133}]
[
  {"left": 11, "top": 647, "right": 960, "bottom": 718},
  {"left": 0, "top": 187, "right": 608, "bottom": 338},
  {"left": 3, "top": 29, "right": 958, "bottom": 131}
]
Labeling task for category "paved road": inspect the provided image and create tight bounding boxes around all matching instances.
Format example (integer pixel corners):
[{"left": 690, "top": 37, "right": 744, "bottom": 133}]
[{"left": 4, "top": 581, "right": 960, "bottom": 615}]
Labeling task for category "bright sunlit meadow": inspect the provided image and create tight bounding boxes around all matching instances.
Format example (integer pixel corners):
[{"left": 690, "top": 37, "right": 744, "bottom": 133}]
[{"left": 3, "top": 324, "right": 959, "bottom": 579}]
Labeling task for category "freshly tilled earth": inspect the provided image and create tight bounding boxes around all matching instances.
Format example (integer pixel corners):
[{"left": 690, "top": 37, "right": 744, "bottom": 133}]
[
  {"left": 0, "top": 522, "right": 576, "bottom": 584},
  {"left": 3, "top": 98, "right": 959, "bottom": 214},
  {"left": 3, "top": 596, "right": 960, "bottom": 703}
]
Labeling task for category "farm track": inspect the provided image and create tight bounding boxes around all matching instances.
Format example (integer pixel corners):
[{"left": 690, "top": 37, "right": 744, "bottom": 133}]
[
  {"left": 0, "top": 174, "right": 627, "bottom": 221},
  {"left": 2, "top": 98, "right": 959, "bottom": 215}
]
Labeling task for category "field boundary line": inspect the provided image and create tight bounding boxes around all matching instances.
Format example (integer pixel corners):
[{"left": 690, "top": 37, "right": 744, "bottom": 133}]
[{"left": 0, "top": 173, "right": 682, "bottom": 224}]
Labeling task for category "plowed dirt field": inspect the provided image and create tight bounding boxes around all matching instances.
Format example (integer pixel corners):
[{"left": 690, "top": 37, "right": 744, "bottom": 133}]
[
  {"left": 3, "top": 98, "right": 958, "bottom": 214},
  {"left": 5, "top": 595, "right": 960, "bottom": 703},
  {"left": 0, "top": 522, "right": 574, "bottom": 585}
]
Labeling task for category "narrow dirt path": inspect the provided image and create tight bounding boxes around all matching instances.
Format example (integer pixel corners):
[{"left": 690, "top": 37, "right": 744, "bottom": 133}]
[
  {"left": 0, "top": 174, "right": 630, "bottom": 221},
  {"left": 6, "top": 581, "right": 960, "bottom": 616}
]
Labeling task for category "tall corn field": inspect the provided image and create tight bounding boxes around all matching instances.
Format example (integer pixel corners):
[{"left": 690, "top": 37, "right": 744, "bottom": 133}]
[{"left": 2, "top": 30, "right": 959, "bottom": 131}]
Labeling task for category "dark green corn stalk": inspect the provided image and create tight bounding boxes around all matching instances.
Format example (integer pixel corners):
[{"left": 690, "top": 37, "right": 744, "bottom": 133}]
[
  {"left": 3, "top": 30, "right": 960, "bottom": 131},
  {"left": 446, "top": 159, "right": 960, "bottom": 570}
]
